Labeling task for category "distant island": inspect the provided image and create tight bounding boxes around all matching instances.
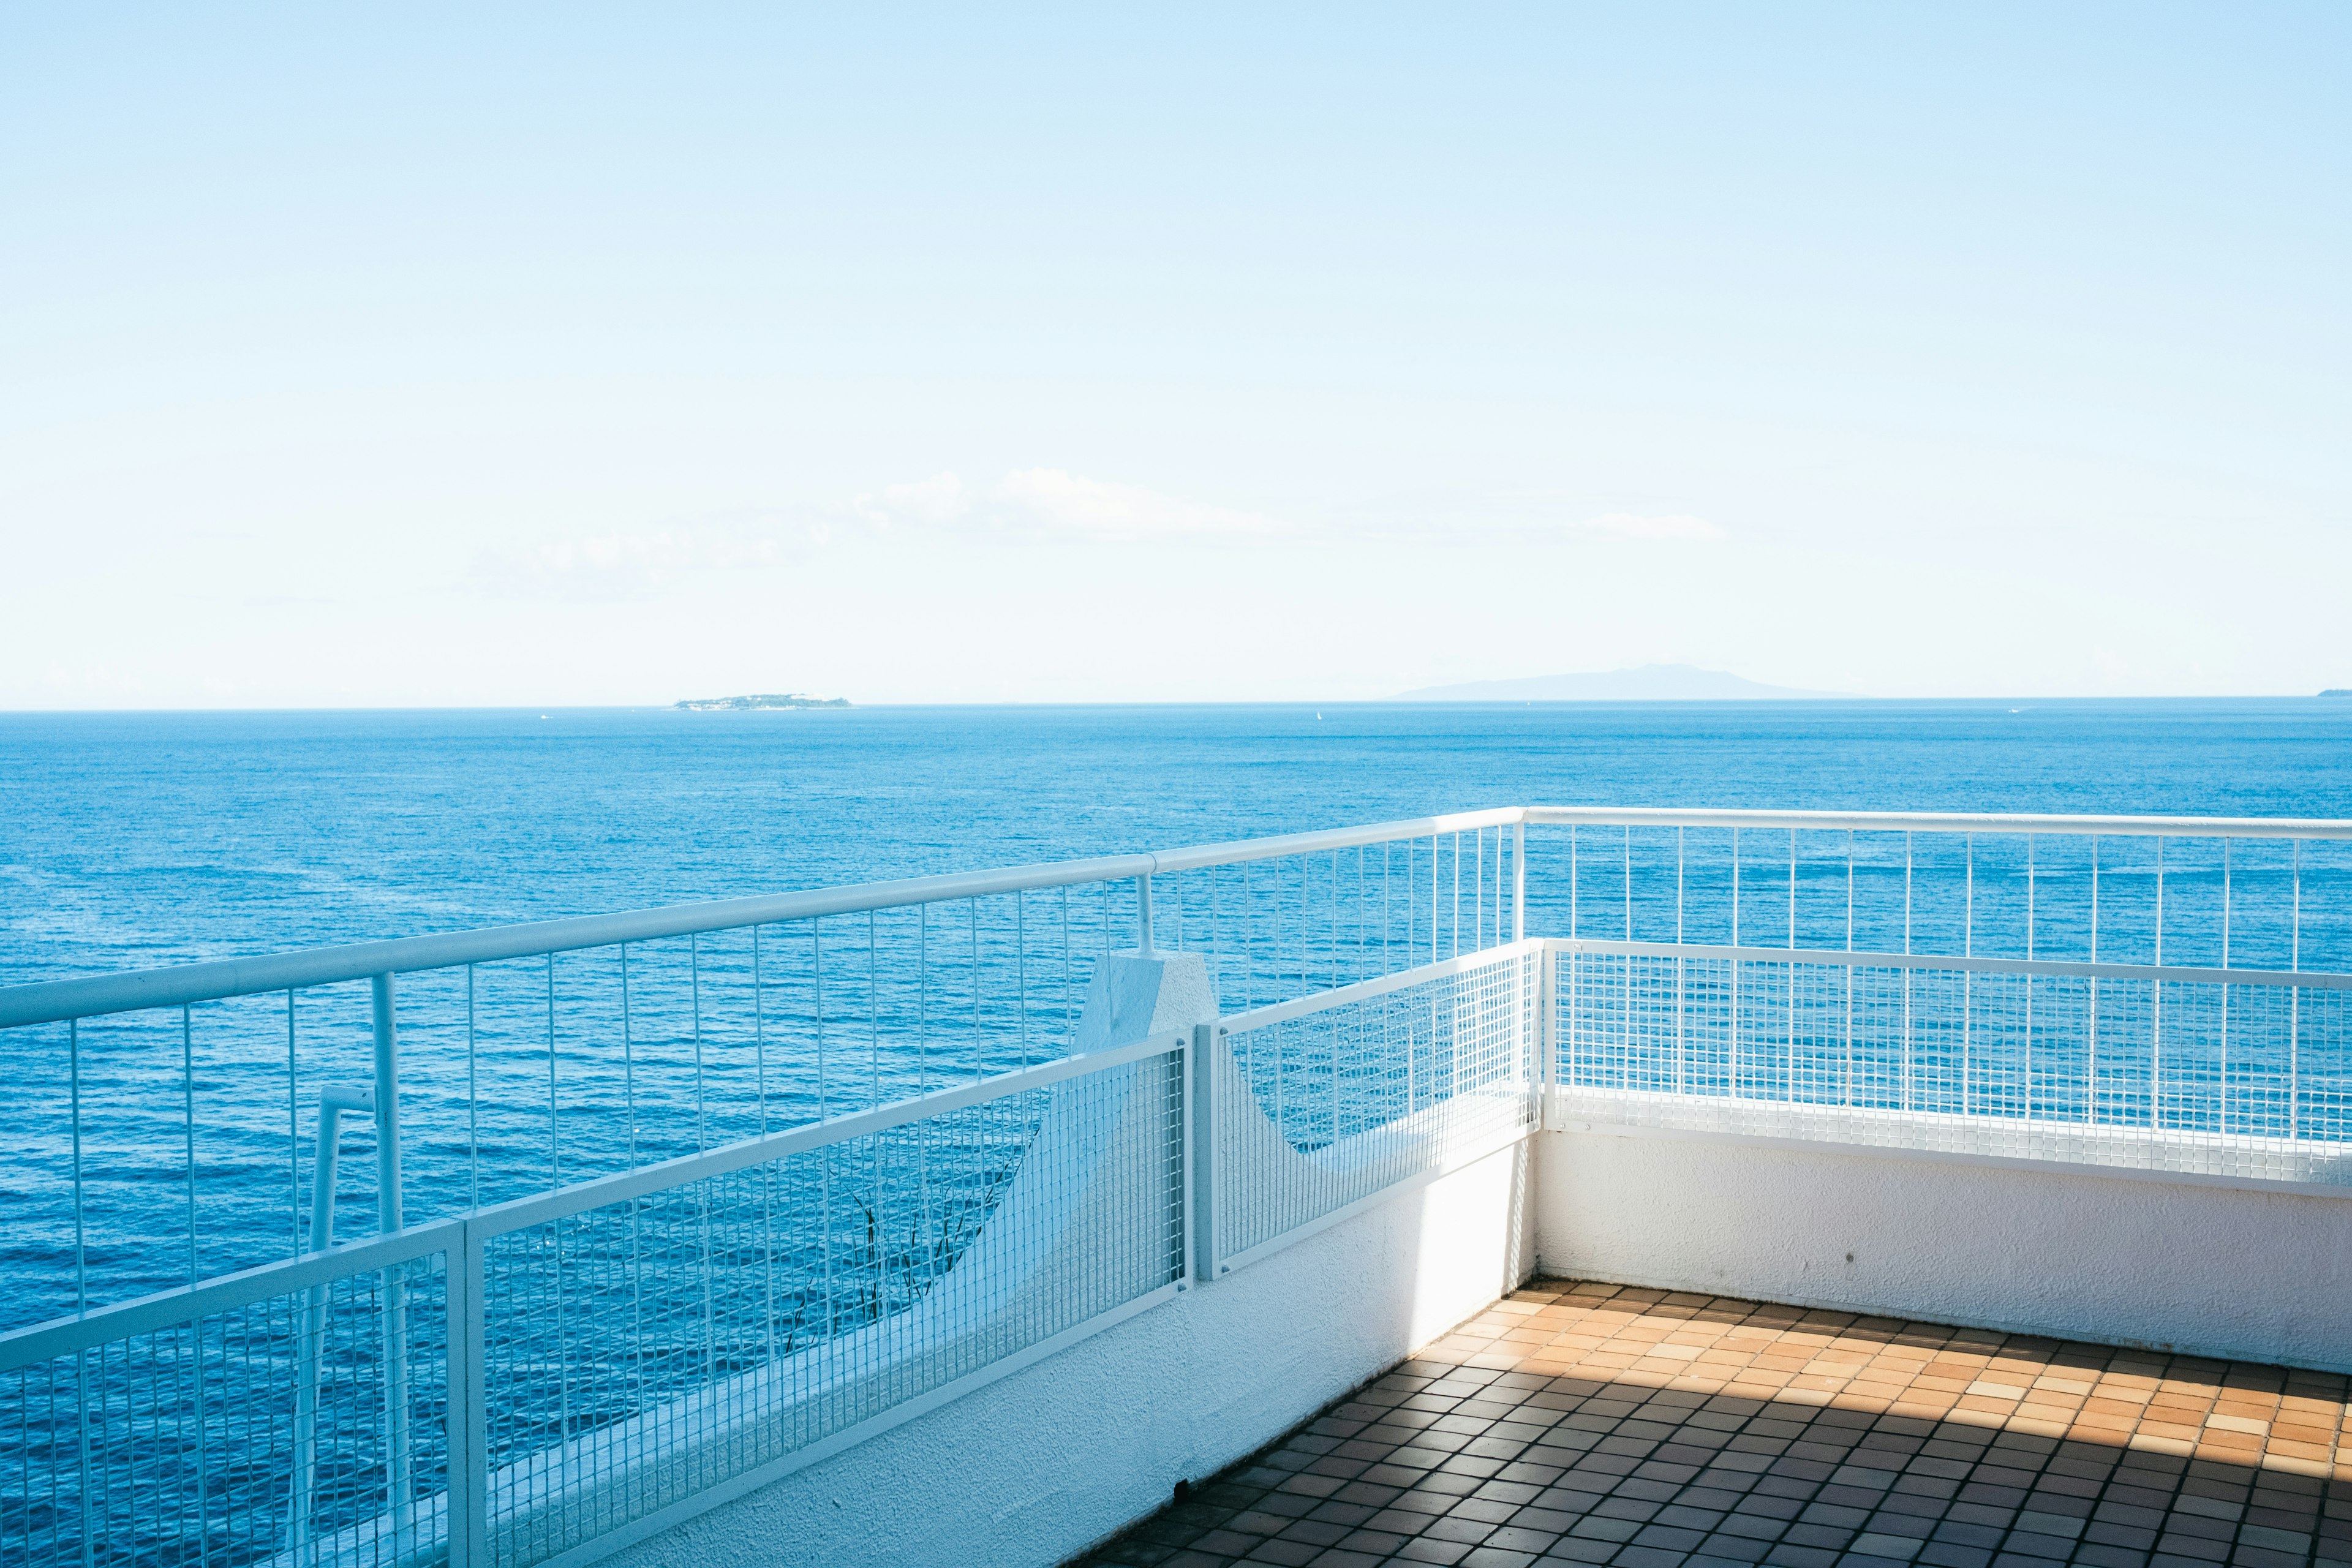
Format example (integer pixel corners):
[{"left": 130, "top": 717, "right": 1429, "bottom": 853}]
[
  {"left": 1392, "top": 663, "right": 1852, "bottom": 702},
  {"left": 674, "top": 693, "right": 851, "bottom": 711},
  {"left": 2324, "top": 689, "right": 2351, "bottom": 698}
]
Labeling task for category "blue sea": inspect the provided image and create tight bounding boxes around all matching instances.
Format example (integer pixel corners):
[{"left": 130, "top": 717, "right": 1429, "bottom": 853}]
[
  {"left": 5, "top": 698, "right": 2352, "bottom": 1330},
  {"left": 9, "top": 699, "right": 2352, "bottom": 987}
]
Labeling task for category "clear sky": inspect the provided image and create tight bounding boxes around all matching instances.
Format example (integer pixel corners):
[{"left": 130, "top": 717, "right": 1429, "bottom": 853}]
[{"left": 4, "top": 6, "right": 2346, "bottom": 707}]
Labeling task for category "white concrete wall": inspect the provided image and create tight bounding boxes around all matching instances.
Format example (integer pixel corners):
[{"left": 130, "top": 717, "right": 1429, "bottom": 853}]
[
  {"left": 1535, "top": 1125, "right": 2352, "bottom": 1373},
  {"left": 608, "top": 1136, "right": 1536, "bottom": 1568}
]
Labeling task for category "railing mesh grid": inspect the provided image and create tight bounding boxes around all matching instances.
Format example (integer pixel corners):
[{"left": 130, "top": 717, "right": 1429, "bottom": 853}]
[
  {"left": 1558, "top": 947, "right": 2352, "bottom": 1185},
  {"left": 2, "top": 1253, "right": 449, "bottom": 1568},
  {"left": 1214, "top": 947, "right": 1539, "bottom": 1263},
  {"left": 473, "top": 1046, "right": 1184, "bottom": 1567}
]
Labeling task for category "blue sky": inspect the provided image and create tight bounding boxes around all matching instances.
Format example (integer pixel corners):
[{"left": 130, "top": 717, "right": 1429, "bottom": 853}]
[{"left": 4, "top": 5, "right": 2346, "bottom": 705}]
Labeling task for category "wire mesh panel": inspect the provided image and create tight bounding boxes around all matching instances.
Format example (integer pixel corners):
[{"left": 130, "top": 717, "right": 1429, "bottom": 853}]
[
  {"left": 1164, "top": 826, "right": 1525, "bottom": 1017},
  {"left": 471, "top": 1043, "right": 1186, "bottom": 1568},
  {"left": 1521, "top": 818, "right": 2352, "bottom": 974},
  {"left": 0, "top": 1246, "right": 450, "bottom": 1568},
  {"left": 0, "top": 812, "right": 1521, "bottom": 1340},
  {"left": 1555, "top": 943, "right": 2352, "bottom": 1186},
  {"left": 1212, "top": 945, "right": 1539, "bottom": 1268}
]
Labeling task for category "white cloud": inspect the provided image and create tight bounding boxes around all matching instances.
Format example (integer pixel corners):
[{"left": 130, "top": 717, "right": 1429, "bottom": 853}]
[
  {"left": 991, "top": 469, "right": 1287, "bottom": 538},
  {"left": 856, "top": 472, "right": 971, "bottom": 526},
  {"left": 1574, "top": 512, "right": 1728, "bottom": 541}
]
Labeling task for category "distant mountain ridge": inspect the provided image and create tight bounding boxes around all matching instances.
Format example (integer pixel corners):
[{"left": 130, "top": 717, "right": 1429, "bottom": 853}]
[{"left": 1392, "top": 664, "right": 1852, "bottom": 701}]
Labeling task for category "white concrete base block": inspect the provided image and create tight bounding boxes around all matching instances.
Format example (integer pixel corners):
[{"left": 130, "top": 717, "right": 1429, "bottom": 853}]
[
  {"left": 604, "top": 1120, "right": 1534, "bottom": 1568},
  {"left": 1534, "top": 1126, "right": 2352, "bottom": 1372}
]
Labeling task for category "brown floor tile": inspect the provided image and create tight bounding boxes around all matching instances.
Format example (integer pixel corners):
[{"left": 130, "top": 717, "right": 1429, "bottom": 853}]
[{"left": 1076, "top": 1283, "right": 2352, "bottom": 1568}]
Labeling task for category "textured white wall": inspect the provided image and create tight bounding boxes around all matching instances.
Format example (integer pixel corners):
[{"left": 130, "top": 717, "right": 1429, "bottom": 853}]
[
  {"left": 606, "top": 1136, "right": 1535, "bottom": 1568},
  {"left": 1534, "top": 1126, "right": 2352, "bottom": 1372}
]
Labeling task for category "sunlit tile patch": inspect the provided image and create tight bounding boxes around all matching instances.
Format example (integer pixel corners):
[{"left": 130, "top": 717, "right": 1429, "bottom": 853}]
[{"left": 1075, "top": 1281, "right": 2352, "bottom": 1568}]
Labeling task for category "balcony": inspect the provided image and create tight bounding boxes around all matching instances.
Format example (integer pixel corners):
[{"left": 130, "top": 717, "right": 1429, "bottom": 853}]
[{"left": 2, "top": 807, "right": 2348, "bottom": 1568}]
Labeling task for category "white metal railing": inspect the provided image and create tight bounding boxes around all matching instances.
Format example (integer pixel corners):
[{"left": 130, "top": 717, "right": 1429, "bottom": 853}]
[
  {"left": 1, "top": 1033, "right": 1193, "bottom": 1568},
  {"left": 0, "top": 809, "right": 1526, "bottom": 1338},
  {"left": 1550, "top": 939, "right": 2352, "bottom": 1187},
  {"left": 0, "top": 955, "right": 1536, "bottom": 1568},
  {"left": 9, "top": 805, "right": 2352, "bottom": 1567},
  {"left": 1203, "top": 942, "right": 1541, "bottom": 1276}
]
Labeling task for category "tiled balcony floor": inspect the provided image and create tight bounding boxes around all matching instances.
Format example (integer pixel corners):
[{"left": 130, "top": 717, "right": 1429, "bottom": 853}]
[{"left": 1076, "top": 1280, "right": 2352, "bottom": 1568}]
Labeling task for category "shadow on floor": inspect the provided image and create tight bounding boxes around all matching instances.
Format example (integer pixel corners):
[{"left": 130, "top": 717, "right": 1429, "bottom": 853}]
[{"left": 1069, "top": 1279, "right": 2352, "bottom": 1568}]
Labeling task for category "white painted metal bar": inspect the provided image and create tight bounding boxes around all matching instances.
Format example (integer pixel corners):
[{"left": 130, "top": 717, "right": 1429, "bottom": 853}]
[
  {"left": 1551, "top": 938, "right": 2352, "bottom": 989},
  {"left": 0, "top": 809, "right": 1528, "bottom": 1029},
  {"left": 445, "top": 1225, "right": 487, "bottom": 1568},
  {"left": 1219, "top": 940, "right": 1548, "bottom": 1036},
  {"left": 0, "top": 1029, "right": 1185, "bottom": 1377},
  {"left": 1512, "top": 821, "right": 1526, "bottom": 943},
  {"left": 0, "top": 1217, "right": 464, "bottom": 1374},
  {"left": 371, "top": 971, "right": 412, "bottom": 1529},
  {"left": 1521, "top": 806, "right": 2352, "bottom": 839},
  {"left": 475, "top": 1028, "right": 1185, "bottom": 1240},
  {"left": 10, "top": 804, "right": 2348, "bottom": 1033},
  {"left": 1191, "top": 1022, "right": 1218, "bottom": 1282}
]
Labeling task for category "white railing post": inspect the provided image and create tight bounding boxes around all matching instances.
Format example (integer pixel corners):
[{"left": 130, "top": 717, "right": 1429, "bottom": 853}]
[
  {"left": 1512, "top": 821, "right": 1526, "bottom": 943},
  {"left": 370, "top": 973, "right": 412, "bottom": 1533},
  {"left": 1191, "top": 1022, "right": 1220, "bottom": 1281},
  {"left": 445, "top": 1218, "right": 488, "bottom": 1568},
  {"left": 1538, "top": 941, "right": 1561, "bottom": 1129}
]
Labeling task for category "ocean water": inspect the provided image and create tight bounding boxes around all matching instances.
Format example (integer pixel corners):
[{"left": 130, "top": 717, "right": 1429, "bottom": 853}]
[
  {"left": 5, "top": 698, "right": 2352, "bottom": 1330},
  {"left": 8, "top": 699, "right": 2352, "bottom": 986}
]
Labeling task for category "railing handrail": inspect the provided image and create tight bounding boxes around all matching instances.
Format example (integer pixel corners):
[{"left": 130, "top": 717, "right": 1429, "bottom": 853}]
[
  {"left": 0, "top": 806, "right": 1524, "bottom": 1030},
  {"left": 1219, "top": 939, "right": 1544, "bottom": 1035},
  {"left": 468, "top": 1028, "right": 1184, "bottom": 1239},
  {"left": 1553, "top": 937, "right": 2352, "bottom": 989},
  {"left": 9, "top": 802, "right": 2350, "bottom": 1031},
  {"left": 0, "top": 1214, "right": 462, "bottom": 1376},
  {"left": 1524, "top": 805, "right": 2352, "bottom": 839}
]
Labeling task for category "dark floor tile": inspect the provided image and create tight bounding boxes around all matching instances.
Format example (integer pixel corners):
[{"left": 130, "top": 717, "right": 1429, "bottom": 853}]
[
  {"left": 1613, "top": 1548, "right": 1693, "bottom": 1568},
  {"left": 1914, "top": 1545, "right": 1994, "bottom": 1568}
]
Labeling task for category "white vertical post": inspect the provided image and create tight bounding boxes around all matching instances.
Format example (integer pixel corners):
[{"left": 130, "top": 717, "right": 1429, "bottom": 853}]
[
  {"left": 1786, "top": 829, "right": 1795, "bottom": 1103},
  {"left": 1564, "top": 933, "right": 1577, "bottom": 1109},
  {"left": 2291, "top": 840, "right": 2302, "bottom": 1139},
  {"left": 1569, "top": 827, "right": 1578, "bottom": 940},
  {"left": 1512, "top": 821, "right": 1526, "bottom": 943},
  {"left": 445, "top": 1220, "right": 488, "bottom": 1568},
  {"left": 1476, "top": 831, "right": 1486, "bottom": 950},
  {"left": 2154, "top": 838, "right": 2165, "bottom": 1128},
  {"left": 371, "top": 973, "right": 411, "bottom": 1533},
  {"left": 2098, "top": 842, "right": 2117, "bottom": 1123},
  {"left": 1623, "top": 825, "right": 1633, "bottom": 1087},
  {"left": 1902, "top": 834, "right": 1912, "bottom": 1113},
  {"left": 1137, "top": 875, "right": 1155, "bottom": 956},
  {"left": 2222, "top": 839, "right": 2232, "bottom": 1133},
  {"left": 1844, "top": 831, "right": 1853, "bottom": 1107},
  {"left": 1539, "top": 934, "right": 1561, "bottom": 1129},
  {"left": 1190, "top": 1022, "right": 1218, "bottom": 1282}
]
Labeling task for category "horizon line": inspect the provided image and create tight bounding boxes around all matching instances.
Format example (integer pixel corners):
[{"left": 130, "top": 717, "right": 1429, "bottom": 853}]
[{"left": 4, "top": 693, "right": 2351, "bottom": 716}]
